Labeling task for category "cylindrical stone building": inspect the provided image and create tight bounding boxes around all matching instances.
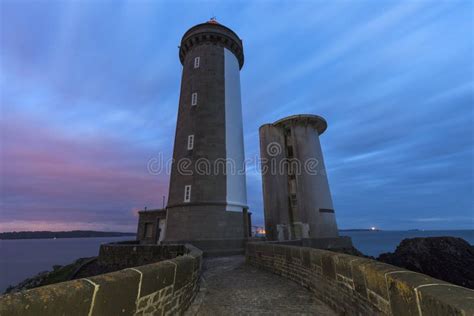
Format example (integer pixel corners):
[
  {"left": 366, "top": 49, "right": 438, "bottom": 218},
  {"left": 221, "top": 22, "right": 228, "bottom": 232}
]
[
  {"left": 260, "top": 115, "right": 351, "bottom": 248},
  {"left": 164, "top": 20, "right": 249, "bottom": 250}
]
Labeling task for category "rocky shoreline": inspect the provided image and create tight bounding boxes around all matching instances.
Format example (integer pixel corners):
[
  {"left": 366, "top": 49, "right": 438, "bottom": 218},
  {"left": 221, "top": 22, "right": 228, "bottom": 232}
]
[
  {"left": 3, "top": 256, "right": 135, "bottom": 295},
  {"left": 4, "top": 257, "right": 93, "bottom": 294},
  {"left": 378, "top": 236, "right": 474, "bottom": 289}
]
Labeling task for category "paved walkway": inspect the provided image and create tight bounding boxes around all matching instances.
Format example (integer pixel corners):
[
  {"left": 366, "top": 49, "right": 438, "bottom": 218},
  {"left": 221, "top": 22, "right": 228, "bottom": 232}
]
[{"left": 186, "top": 255, "right": 336, "bottom": 315}]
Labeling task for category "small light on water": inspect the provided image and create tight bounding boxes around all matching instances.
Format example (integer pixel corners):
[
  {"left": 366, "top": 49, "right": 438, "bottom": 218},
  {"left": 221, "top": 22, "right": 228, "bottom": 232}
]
[{"left": 371, "top": 227, "right": 376, "bottom": 231}]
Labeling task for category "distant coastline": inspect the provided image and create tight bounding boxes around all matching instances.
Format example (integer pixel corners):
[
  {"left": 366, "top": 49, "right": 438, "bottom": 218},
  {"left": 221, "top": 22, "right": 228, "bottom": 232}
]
[
  {"left": 340, "top": 229, "right": 474, "bottom": 232},
  {"left": 339, "top": 229, "right": 382, "bottom": 232},
  {"left": 0, "top": 230, "right": 136, "bottom": 240}
]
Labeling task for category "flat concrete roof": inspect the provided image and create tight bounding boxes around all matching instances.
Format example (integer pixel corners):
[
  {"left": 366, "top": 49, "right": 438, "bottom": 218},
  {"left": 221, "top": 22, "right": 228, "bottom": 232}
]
[
  {"left": 272, "top": 114, "right": 327, "bottom": 135},
  {"left": 138, "top": 209, "right": 166, "bottom": 215}
]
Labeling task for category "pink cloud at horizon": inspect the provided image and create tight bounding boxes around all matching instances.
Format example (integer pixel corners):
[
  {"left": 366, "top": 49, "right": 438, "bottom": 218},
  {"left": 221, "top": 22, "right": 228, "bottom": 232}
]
[
  {"left": 0, "top": 220, "right": 137, "bottom": 233},
  {"left": 0, "top": 113, "right": 170, "bottom": 232}
]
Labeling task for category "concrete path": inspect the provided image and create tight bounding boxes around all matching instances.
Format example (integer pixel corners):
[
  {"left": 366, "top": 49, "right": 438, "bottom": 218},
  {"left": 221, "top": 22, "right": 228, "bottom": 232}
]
[{"left": 186, "top": 255, "right": 336, "bottom": 316}]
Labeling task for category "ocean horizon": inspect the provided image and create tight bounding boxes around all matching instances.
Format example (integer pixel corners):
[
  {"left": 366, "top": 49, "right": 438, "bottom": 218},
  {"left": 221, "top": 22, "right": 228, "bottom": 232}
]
[{"left": 1, "top": 230, "right": 473, "bottom": 293}]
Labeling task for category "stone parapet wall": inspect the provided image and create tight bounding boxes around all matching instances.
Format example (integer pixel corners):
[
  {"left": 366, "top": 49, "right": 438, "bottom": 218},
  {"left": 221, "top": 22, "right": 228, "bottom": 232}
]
[
  {"left": 246, "top": 242, "right": 474, "bottom": 316},
  {"left": 0, "top": 244, "right": 202, "bottom": 316},
  {"left": 98, "top": 241, "right": 185, "bottom": 269},
  {"left": 164, "top": 238, "right": 246, "bottom": 257}
]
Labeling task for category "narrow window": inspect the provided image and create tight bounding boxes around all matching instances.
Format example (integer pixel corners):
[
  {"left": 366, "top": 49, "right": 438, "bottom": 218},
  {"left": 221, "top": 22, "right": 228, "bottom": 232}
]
[
  {"left": 290, "top": 194, "right": 297, "bottom": 206},
  {"left": 184, "top": 185, "right": 191, "bottom": 202},
  {"left": 289, "top": 178, "right": 297, "bottom": 194},
  {"left": 187, "top": 134, "right": 194, "bottom": 150},
  {"left": 191, "top": 92, "right": 198, "bottom": 106},
  {"left": 287, "top": 146, "right": 294, "bottom": 158},
  {"left": 194, "top": 57, "right": 200, "bottom": 68},
  {"left": 319, "top": 208, "right": 335, "bottom": 213}
]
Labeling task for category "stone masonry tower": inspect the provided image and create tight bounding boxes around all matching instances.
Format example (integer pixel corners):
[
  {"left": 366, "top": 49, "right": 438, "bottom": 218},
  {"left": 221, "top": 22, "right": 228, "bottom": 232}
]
[
  {"left": 260, "top": 115, "right": 351, "bottom": 249},
  {"left": 164, "top": 20, "right": 250, "bottom": 251}
]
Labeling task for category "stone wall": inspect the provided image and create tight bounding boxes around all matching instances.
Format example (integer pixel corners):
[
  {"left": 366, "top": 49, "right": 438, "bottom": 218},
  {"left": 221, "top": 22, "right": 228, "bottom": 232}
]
[
  {"left": 0, "top": 244, "right": 202, "bottom": 316},
  {"left": 98, "top": 241, "right": 185, "bottom": 269},
  {"left": 246, "top": 242, "right": 474, "bottom": 316}
]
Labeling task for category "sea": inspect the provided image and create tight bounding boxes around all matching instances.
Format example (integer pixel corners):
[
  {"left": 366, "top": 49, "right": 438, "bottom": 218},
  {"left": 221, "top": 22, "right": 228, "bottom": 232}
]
[
  {"left": 1, "top": 230, "right": 473, "bottom": 293},
  {"left": 0, "top": 236, "right": 133, "bottom": 293}
]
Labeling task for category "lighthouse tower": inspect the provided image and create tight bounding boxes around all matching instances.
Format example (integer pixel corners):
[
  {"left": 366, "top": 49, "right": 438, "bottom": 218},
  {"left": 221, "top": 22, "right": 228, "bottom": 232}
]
[
  {"left": 259, "top": 115, "right": 352, "bottom": 249},
  {"left": 164, "top": 20, "right": 250, "bottom": 251}
]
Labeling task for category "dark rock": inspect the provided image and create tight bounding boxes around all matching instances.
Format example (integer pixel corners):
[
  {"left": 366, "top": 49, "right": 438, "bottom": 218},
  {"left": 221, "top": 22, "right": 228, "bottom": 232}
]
[
  {"left": 331, "top": 246, "right": 371, "bottom": 258},
  {"left": 377, "top": 237, "right": 474, "bottom": 289}
]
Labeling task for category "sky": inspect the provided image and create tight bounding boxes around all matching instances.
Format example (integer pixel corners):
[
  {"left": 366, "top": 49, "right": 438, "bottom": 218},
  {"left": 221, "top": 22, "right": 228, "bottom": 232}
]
[{"left": 0, "top": 0, "right": 473, "bottom": 232}]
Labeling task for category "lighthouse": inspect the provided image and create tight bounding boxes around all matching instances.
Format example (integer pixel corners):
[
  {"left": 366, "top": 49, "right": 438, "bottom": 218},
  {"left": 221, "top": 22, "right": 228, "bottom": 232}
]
[
  {"left": 164, "top": 19, "right": 250, "bottom": 251},
  {"left": 259, "top": 115, "right": 352, "bottom": 249}
]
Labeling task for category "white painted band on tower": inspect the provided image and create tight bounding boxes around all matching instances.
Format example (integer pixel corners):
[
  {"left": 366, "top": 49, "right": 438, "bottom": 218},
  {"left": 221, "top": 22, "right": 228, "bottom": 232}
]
[{"left": 224, "top": 48, "right": 247, "bottom": 212}]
